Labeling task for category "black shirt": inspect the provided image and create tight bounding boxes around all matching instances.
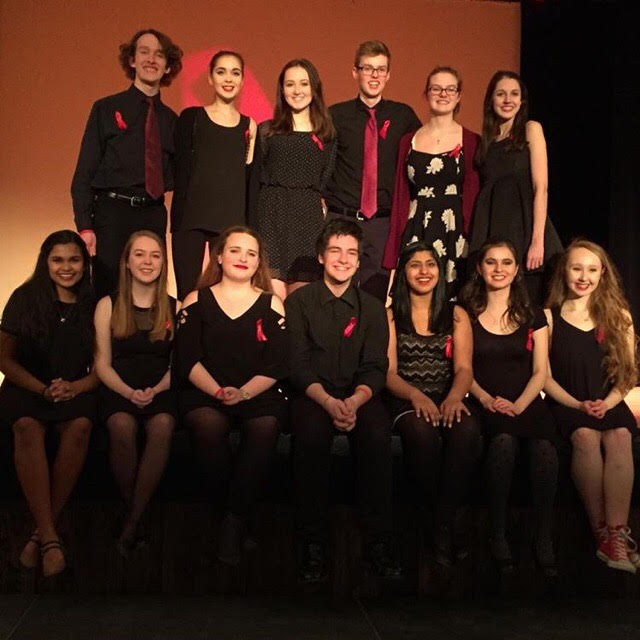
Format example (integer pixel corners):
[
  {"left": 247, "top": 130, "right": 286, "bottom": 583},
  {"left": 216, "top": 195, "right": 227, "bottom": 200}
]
[
  {"left": 285, "top": 280, "right": 389, "bottom": 397},
  {"left": 71, "top": 84, "right": 177, "bottom": 231},
  {"left": 324, "top": 97, "right": 421, "bottom": 212}
]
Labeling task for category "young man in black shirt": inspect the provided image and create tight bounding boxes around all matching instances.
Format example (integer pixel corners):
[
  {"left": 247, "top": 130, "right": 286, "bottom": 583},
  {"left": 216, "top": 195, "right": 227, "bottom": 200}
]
[
  {"left": 324, "top": 40, "right": 421, "bottom": 301},
  {"left": 285, "top": 219, "right": 401, "bottom": 583},
  {"left": 71, "top": 29, "right": 183, "bottom": 298}
]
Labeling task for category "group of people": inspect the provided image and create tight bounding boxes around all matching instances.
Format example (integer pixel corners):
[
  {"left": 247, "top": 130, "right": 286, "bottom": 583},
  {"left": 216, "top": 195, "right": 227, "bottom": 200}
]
[{"left": 0, "top": 28, "right": 637, "bottom": 585}]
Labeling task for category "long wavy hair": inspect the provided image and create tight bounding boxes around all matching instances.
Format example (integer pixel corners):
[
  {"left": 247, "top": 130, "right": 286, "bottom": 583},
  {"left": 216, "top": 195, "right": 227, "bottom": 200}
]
[
  {"left": 19, "top": 230, "right": 94, "bottom": 348},
  {"left": 268, "top": 59, "right": 335, "bottom": 141},
  {"left": 477, "top": 70, "right": 529, "bottom": 166},
  {"left": 111, "top": 230, "right": 174, "bottom": 342},
  {"left": 546, "top": 239, "right": 638, "bottom": 393},
  {"left": 197, "top": 226, "right": 273, "bottom": 292},
  {"left": 460, "top": 238, "right": 534, "bottom": 329},
  {"left": 390, "top": 241, "right": 452, "bottom": 335}
]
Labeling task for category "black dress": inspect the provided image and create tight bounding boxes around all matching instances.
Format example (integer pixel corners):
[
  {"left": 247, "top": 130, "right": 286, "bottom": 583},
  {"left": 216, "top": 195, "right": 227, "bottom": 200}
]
[
  {"left": 175, "top": 288, "right": 287, "bottom": 422},
  {"left": 256, "top": 122, "right": 336, "bottom": 282},
  {"left": 180, "top": 108, "right": 250, "bottom": 232},
  {"left": 99, "top": 298, "right": 176, "bottom": 422},
  {"left": 469, "top": 138, "right": 562, "bottom": 268},
  {"left": 470, "top": 307, "right": 557, "bottom": 440},
  {"left": 387, "top": 329, "right": 454, "bottom": 423},
  {"left": 399, "top": 146, "right": 468, "bottom": 297},
  {"left": 547, "top": 308, "right": 636, "bottom": 437},
  {"left": 0, "top": 286, "right": 96, "bottom": 426}
]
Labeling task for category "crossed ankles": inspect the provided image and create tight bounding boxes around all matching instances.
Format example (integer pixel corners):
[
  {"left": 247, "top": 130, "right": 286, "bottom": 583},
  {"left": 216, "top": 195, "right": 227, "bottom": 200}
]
[{"left": 40, "top": 539, "right": 66, "bottom": 578}]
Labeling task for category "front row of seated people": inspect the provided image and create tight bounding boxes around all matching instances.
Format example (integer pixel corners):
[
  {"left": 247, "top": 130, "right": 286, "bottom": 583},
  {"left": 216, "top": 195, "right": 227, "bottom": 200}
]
[{"left": 0, "top": 220, "right": 637, "bottom": 582}]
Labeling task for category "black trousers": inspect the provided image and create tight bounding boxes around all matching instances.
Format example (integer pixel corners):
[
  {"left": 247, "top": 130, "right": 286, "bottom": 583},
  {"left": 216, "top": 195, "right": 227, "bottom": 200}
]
[
  {"left": 172, "top": 228, "right": 219, "bottom": 301},
  {"left": 292, "top": 394, "right": 393, "bottom": 545},
  {"left": 326, "top": 211, "right": 390, "bottom": 302},
  {"left": 92, "top": 196, "right": 166, "bottom": 299}
]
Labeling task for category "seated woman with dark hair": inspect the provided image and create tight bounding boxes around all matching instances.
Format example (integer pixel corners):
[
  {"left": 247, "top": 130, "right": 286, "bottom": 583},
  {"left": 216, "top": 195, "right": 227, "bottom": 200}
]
[
  {"left": 386, "top": 240, "right": 481, "bottom": 566},
  {"left": 0, "top": 230, "right": 97, "bottom": 577},
  {"left": 460, "top": 238, "right": 558, "bottom": 576},
  {"left": 94, "top": 230, "right": 176, "bottom": 557},
  {"left": 175, "top": 226, "right": 287, "bottom": 566}
]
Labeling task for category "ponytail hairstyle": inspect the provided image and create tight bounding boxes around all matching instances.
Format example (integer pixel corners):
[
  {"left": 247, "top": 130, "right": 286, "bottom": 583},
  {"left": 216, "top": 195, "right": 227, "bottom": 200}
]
[
  {"left": 111, "top": 230, "right": 174, "bottom": 342},
  {"left": 546, "top": 239, "right": 638, "bottom": 393}
]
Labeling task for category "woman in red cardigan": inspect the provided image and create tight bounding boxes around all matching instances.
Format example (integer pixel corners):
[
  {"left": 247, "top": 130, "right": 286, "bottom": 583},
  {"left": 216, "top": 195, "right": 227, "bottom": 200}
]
[{"left": 383, "top": 66, "right": 479, "bottom": 299}]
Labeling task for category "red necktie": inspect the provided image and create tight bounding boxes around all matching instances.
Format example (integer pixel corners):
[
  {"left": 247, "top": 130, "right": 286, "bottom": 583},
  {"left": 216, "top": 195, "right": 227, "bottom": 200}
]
[
  {"left": 145, "top": 97, "right": 164, "bottom": 199},
  {"left": 359, "top": 107, "right": 378, "bottom": 218}
]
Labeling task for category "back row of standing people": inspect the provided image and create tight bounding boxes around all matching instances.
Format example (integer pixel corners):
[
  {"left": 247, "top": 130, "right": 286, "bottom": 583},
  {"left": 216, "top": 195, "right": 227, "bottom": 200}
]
[{"left": 70, "top": 30, "right": 561, "bottom": 303}]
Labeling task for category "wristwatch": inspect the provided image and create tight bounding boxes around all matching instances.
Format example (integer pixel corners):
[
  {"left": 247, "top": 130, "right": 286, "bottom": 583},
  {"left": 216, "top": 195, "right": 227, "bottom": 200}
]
[{"left": 240, "top": 389, "right": 251, "bottom": 401}]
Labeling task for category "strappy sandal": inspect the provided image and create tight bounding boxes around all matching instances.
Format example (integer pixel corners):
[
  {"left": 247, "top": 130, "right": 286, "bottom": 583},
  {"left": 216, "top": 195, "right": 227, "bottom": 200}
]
[
  {"left": 18, "top": 532, "right": 40, "bottom": 569},
  {"left": 40, "top": 539, "right": 66, "bottom": 578}
]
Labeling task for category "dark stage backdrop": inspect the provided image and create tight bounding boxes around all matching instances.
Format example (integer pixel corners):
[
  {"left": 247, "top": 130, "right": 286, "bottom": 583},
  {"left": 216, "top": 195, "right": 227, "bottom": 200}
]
[
  {"left": 0, "top": 0, "right": 519, "bottom": 309},
  {"left": 522, "top": 0, "right": 640, "bottom": 323}
]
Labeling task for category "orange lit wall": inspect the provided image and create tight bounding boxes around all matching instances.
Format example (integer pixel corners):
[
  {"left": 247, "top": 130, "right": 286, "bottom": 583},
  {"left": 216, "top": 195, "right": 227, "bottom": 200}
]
[{"left": 0, "top": 0, "right": 519, "bottom": 309}]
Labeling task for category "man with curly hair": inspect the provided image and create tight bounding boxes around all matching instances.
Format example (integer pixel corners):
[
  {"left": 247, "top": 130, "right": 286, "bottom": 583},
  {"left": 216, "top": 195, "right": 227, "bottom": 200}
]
[{"left": 71, "top": 29, "right": 183, "bottom": 297}]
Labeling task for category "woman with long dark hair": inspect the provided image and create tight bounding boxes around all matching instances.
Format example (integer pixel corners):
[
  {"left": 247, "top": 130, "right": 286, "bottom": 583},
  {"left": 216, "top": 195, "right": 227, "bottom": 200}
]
[
  {"left": 0, "top": 230, "right": 97, "bottom": 577},
  {"left": 386, "top": 241, "right": 481, "bottom": 565},
  {"left": 175, "top": 226, "right": 287, "bottom": 565},
  {"left": 94, "top": 230, "right": 176, "bottom": 556},
  {"left": 460, "top": 238, "right": 558, "bottom": 575},
  {"left": 545, "top": 240, "right": 638, "bottom": 573},
  {"left": 384, "top": 66, "right": 480, "bottom": 299},
  {"left": 469, "top": 71, "right": 561, "bottom": 303},
  {"left": 171, "top": 50, "right": 257, "bottom": 299},
  {"left": 255, "top": 58, "right": 336, "bottom": 299}
]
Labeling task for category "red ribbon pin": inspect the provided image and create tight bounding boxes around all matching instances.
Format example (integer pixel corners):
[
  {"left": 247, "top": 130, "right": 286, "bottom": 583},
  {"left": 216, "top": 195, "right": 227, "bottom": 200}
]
[
  {"left": 526, "top": 328, "right": 534, "bottom": 352},
  {"left": 343, "top": 316, "right": 357, "bottom": 338},
  {"left": 256, "top": 318, "right": 268, "bottom": 342},
  {"left": 379, "top": 119, "right": 390, "bottom": 140},
  {"left": 115, "top": 111, "right": 127, "bottom": 130},
  {"left": 311, "top": 133, "right": 324, "bottom": 151},
  {"left": 444, "top": 335, "right": 453, "bottom": 359}
]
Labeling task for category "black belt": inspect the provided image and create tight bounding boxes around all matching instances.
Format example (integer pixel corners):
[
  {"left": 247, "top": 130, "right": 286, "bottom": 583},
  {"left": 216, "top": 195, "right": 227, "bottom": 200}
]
[
  {"left": 329, "top": 206, "right": 391, "bottom": 220},
  {"left": 99, "top": 191, "right": 165, "bottom": 208}
]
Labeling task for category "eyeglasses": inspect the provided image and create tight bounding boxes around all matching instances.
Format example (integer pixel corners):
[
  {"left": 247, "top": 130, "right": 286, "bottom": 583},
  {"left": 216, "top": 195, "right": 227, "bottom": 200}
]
[
  {"left": 356, "top": 65, "right": 389, "bottom": 77},
  {"left": 427, "top": 85, "right": 459, "bottom": 96}
]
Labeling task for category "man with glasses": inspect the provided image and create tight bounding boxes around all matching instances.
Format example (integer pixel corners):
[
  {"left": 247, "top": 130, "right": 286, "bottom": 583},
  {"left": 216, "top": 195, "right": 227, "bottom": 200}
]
[{"left": 324, "top": 40, "right": 421, "bottom": 301}]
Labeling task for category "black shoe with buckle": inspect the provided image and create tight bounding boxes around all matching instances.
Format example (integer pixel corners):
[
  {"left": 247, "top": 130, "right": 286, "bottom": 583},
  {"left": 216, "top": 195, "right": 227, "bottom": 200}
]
[
  {"left": 298, "top": 542, "right": 328, "bottom": 584},
  {"left": 365, "top": 541, "right": 403, "bottom": 579}
]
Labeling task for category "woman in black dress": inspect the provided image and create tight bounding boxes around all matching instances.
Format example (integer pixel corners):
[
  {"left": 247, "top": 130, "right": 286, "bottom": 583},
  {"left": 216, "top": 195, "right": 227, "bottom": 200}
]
[
  {"left": 94, "top": 230, "right": 176, "bottom": 556},
  {"left": 255, "top": 58, "right": 336, "bottom": 299},
  {"left": 0, "top": 230, "right": 97, "bottom": 577},
  {"left": 171, "top": 50, "right": 257, "bottom": 300},
  {"left": 176, "top": 226, "right": 287, "bottom": 565},
  {"left": 460, "top": 239, "right": 558, "bottom": 574},
  {"left": 386, "top": 241, "right": 481, "bottom": 565},
  {"left": 545, "top": 240, "right": 638, "bottom": 573},
  {"left": 469, "top": 71, "right": 562, "bottom": 303}
]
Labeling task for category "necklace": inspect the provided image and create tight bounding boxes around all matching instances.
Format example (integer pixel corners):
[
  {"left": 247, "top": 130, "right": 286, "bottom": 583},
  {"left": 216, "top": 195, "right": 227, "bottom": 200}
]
[{"left": 56, "top": 301, "right": 73, "bottom": 323}]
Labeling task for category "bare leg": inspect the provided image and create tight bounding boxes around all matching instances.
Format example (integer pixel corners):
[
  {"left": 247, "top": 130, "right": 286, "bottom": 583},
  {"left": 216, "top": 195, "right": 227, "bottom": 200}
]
[
  {"left": 107, "top": 412, "right": 138, "bottom": 508},
  {"left": 570, "top": 428, "right": 605, "bottom": 531},
  {"left": 119, "top": 413, "right": 174, "bottom": 546},
  {"left": 601, "top": 428, "right": 634, "bottom": 526}
]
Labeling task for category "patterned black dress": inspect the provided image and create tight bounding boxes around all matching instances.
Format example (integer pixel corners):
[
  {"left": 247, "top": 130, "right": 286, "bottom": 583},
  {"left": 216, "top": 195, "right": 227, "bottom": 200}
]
[
  {"left": 399, "top": 145, "right": 468, "bottom": 298},
  {"left": 256, "top": 122, "right": 336, "bottom": 282}
]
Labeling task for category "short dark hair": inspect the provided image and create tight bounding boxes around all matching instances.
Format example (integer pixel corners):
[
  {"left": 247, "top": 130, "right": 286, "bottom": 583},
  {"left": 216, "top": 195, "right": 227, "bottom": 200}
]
[
  {"left": 315, "top": 219, "right": 363, "bottom": 256},
  {"left": 354, "top": 40, "right": 391, "bottom": 69},
  {"left": 118, "top": 28, "right": 183, "bottom": 87}
]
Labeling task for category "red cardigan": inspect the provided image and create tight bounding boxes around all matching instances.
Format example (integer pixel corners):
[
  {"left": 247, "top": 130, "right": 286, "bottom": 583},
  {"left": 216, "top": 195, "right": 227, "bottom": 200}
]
[{"left": 382, "top": 127, "right": 480, "bottom": 269}]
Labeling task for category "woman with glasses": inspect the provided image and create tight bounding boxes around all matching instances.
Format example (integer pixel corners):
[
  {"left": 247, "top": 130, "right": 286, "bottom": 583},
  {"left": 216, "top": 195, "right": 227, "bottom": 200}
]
[
  {"left": 469, "top": 71, "right": 561, "bottom": 303},
  {"left": 384, "top": 66, "right": 480, "bottom": 299}
]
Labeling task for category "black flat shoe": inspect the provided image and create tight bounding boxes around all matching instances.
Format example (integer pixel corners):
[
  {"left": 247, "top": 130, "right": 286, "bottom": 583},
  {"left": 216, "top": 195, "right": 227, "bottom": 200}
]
[
  {"left": 298, "top": 542, "right": 328, "bottom": 584},
  {"left": 365, "top": 542, "right": 403, "bottom": 579}
]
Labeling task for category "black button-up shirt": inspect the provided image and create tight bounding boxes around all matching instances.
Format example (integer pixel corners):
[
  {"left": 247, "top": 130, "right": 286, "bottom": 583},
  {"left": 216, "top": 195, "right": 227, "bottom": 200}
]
[
  {"left": 324, "top": 97, "right": 421, "bottom": 212},
  {"left": 285, "top": 280, "right": 389, "bottom": 397},
  {"left": 70, "top": 85, "right": 177, "bottom": 230}
]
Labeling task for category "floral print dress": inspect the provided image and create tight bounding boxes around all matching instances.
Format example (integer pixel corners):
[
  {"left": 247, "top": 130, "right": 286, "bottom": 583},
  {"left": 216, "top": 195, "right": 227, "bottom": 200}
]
[{"left": 399, "top": 145, "right": 468, "bottom": 298}]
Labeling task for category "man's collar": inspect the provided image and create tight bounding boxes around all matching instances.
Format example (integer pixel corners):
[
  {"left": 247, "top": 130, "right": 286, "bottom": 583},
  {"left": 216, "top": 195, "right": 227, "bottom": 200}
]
[
  {"left": 319, "top": 280, "right": 357, "bottom": 307},
  {"left": 355, "top": 96, "right": 385, "bottom": 112}
]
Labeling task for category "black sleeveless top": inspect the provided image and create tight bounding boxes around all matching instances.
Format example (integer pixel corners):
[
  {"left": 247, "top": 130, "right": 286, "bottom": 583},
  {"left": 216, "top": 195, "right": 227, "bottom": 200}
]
[{"left": 182, "top": 109, "right": 250, "bottom": 232}]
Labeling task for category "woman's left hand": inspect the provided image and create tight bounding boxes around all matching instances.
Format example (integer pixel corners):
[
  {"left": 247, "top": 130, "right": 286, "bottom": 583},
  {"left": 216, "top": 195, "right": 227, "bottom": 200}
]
[
  {"left": 584, "top": 399, "right": 608, "bottom": 419},
  {"left": 493, "top": 396, "right": 518, "bottom": 417},
  {"left": 526, "top": 240, "right": 544, "bottom": 271},
  {"left": 439, "top": 397, "right": 470, "bottom": 428},
  {"left": 221, "top": 387, "right": 243, "bottom": 405},
  {"left": 47, "top": 378, "right": 76, "bottom": 403}
]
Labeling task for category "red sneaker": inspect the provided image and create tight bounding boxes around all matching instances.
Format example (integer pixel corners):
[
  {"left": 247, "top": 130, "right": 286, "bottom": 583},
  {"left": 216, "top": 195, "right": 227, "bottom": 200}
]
[
  {"left": 605, "top": 526, "right": 636, "bottom": 574},
  {"left": 617, "top": 526, "right": 640, "bottom": 570},
  {"left": 594, "top": 521, "right": 609, "bottom": 563}
]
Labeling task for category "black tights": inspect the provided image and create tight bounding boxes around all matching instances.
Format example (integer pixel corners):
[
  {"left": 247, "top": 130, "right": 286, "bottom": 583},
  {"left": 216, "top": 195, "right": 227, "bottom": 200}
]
[
  {"left": 184, "top": 406, "right": 280, "bottom": 521},
  {"left": 486, "top": 433, "right": 558, "bottom": 556},
  {"left": 396, "top": 411, "right": 482, "bottom": 528}
]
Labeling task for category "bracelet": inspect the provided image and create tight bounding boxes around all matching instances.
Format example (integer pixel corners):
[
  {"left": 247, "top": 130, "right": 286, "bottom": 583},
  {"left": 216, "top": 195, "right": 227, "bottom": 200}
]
[{"left": 322, "top": 395, "right": 332, "bottom": 406}]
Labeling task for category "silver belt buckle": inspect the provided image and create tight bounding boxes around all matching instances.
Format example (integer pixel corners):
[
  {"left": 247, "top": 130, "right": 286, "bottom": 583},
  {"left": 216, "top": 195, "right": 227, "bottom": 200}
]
[
  {"left": 356, "top": 209, "right": 365, "bottom": 221},
  {"left": 130, "top": 196, "right": 144, "bottom": 207}
]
